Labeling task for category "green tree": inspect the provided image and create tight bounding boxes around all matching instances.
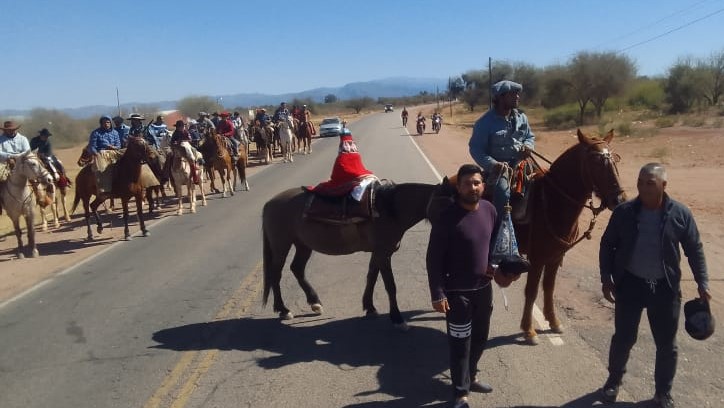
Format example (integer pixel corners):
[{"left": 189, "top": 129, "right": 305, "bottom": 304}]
[
  {"left": 176, "top": 95, "right": 222, "bottom": 118},
  {"left": 22, "top": 108, "right": 92, "bottom": 148},
  {"left": 540, "top": 65, "right": 574, "bottom": 109},
  {"left": 345, "top": 97, "right": 374, "bottom": 113},
  {"left": 664, "top": 59, "right": 704, "bottom": 113},
  {"left": 324, "top": 94, "right": 338, "bottom": 103},
  {"left": 627, "top": 78, "right": 666, "bottom": 110},
  {"left": 700, "top": 49, "right": 724, "bottom": 106}
]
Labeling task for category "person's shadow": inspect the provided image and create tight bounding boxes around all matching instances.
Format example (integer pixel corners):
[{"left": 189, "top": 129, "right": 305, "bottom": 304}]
[
  {"left": 152, "top": 311, "right": 451, "bottom": 406},
  {"left": 503, "top": 390, "right": 657, "bottom": 407}
]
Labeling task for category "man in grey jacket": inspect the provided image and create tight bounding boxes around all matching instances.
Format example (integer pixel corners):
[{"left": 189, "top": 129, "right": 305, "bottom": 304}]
[{"left": 599, "top": 163, "right": 711, "bottom": 408}]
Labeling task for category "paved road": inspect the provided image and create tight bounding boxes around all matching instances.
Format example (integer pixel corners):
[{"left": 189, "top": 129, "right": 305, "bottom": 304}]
[{"left": 1, "top": 112, "right": 720, "bottom": 407}]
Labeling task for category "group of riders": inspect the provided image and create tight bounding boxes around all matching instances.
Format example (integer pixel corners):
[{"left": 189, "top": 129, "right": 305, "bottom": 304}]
[{"left": 401, "top": 107, "right": 443, "bottom": 134}]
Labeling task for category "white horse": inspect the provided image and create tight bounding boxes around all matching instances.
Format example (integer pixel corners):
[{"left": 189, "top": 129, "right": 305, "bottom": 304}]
[
  {"left": 278, "top": 117, "right": 296, "bottom": 163},
  {"left": 36, "top": 171, "right": 72, "bottom": 231},
  {"left": 170, "top": 144, "right": 207, "bottom": 215},
  {"left": 0, "top": 152, "right": 54, "bottom": 258}
]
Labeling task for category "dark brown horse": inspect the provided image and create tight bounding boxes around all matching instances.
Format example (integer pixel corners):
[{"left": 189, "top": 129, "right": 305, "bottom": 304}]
[
  {"left": 235, "top": 142, "right": 249, "bottom": 191},
  {"left": 198, "top": 130, "right": 234, "bottom": 197},
  {"left": 250, "top": 124, "right": 272, "bottom": 164},
  {"left": 71, "top": 138, "right": 155, "bottom": 240},
  {"left": 262, "top": 182, "right": 439, "bottom": 328},
  {"left": 430, "top": 129, "right": 626, "bottom": 344}
]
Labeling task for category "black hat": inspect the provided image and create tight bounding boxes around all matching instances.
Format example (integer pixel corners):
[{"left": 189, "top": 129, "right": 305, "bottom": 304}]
[
  {"left": 38, "top": 128, "right": 52, "bottom": 137},
  {"left": 127, "top": 113, "right": 145, "bottom": 121},
  {"left": 497, "top": 254, "right": 530, "bottom": 275},
  {"left": 684, "top": 298, "right": 715, "bottom": 340}
]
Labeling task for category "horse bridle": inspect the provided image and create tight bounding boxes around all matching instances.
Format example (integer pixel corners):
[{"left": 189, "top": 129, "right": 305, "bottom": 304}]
[{"left": 7, "top": 154, "right": 52, "bottom": 206}]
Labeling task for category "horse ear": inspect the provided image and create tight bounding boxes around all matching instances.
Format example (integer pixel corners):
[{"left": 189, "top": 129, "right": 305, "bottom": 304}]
[
  {"left": 441, "top": 176, "right": 449, "bottom": 185},
  {"left": 576, "top": 128, "right": 591, "bottom": 144},
  {"left": 604, "top": 129, "right": 614, "bottom": 143}
]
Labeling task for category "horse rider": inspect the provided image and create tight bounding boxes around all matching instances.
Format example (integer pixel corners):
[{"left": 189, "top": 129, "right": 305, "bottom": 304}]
[
  {"left": 255, "top": 108, "right": 274, "bottom": 141},
  {"left": 197, "top": 112, "right": 216, "bottom": 133},
  {"left": 146, "top": 115, "right": 167, "bottom": 151},
  {"left": 0, "top": 120, "right": 31, "bottom": 214},
  {"left": 30, "top": 128, "right": 69, "bottom": 184},
  {"left": 113, "top": 116, "right": 131, "bottom": 147},
  {"left": 232, "top": 111, "right": 248, "bottom": 146},
  {"left": 211, "top": 112, "right": 221, "bottom": 127},
  {"left": 126, "top": 113, "right": 146, "bottom": 142},
  {"left": 188, "top": 121, "right": 202, "bottom": 148},
  {"left": 299, "top": 104, "right": 316, "bottom": 135},
  {"left": 169, "top": 120, "right": 200, "bottom": 184},
  {"left": 87, "top": 115, "right": 121, "bottom": 193},
  {"left": 217, "top": 111, "right": 239, "bottom": 159},
  {"left": 273, "top": 102, "right": 290, "bottom": 124},
  {"left": 468, "top": 80, "right": 534, "bottom": 217}
]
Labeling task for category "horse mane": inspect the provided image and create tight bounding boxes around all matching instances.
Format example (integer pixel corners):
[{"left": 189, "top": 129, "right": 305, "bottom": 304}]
[{"left": 372, "top": 181, "right": 398, "bottom": 217}]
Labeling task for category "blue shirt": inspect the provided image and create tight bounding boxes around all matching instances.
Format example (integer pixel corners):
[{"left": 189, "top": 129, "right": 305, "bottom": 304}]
[
  {"left": 468, "top": 108, "right": 535, "bottom": 174},
  {"left": 88, "top": 127, "right": 121, "bottom": 154},
  {"left": 115, "top": 124, "right": 131, "bottom": 147},
  {"left": 0, "top": 133, "right": 31, "bottom": 162}
]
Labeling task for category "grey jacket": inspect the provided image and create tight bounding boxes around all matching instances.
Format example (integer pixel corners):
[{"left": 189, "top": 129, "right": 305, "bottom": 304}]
[{"left": 599, "top": 194, "right": 708, "bottom": 291}]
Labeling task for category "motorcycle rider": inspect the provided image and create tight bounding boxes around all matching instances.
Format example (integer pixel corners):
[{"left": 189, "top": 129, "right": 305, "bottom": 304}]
[
  {"left": 416, "top": 112, "right": 426, "bottom": 133},
  {"left": 401, "top": 107, "right": 409, "bottom": 126},
  {"left": 432, "top": 112, "right": 443, "bottom": 131}
]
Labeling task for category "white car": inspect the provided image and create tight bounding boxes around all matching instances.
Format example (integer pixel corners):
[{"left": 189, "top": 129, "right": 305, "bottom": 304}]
[{"left": 319, "top": 117, "right": 343, "bottom": 137}]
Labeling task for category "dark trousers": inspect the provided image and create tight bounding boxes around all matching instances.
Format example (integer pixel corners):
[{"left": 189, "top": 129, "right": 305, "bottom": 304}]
[
  {"left": 606, "top": 273, "right": 681, "bottom": 394},
  {"left": 446, "top": 284, "right": 493, "bottom": 399}
]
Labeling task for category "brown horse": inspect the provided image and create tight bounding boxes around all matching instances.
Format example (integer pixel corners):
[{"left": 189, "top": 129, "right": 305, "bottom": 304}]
[
  {"left": 35, "top": 169, "right": 70, "bottom": 230},
  {"left": 198, "top": 130, "right": 234, "bottom": 197},
  {"left": 71, "top": 138, "right": 155, "bottom": 240},
  {"left": 297, "top": 119, "right": 313, "bottom": 155},
  {"left": 234, "top": 142, "right": 249, "bottom": 191},
  {"left": 262, "top": 182, "right": 439, "bottom": 328},
  {"left": 430, "top": 129, "right": 626, "bottom": 344},
  {"left": 250, "top": 124, "right": 272, "bottom": 164}
]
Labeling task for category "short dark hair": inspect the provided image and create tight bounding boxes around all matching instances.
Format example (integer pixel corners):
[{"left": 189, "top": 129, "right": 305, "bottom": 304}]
[{"left": 456, "top": 164, "right": 483, "bottom": 183}]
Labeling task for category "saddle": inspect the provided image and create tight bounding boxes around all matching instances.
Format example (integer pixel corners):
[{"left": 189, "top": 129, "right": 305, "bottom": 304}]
[
  {"left": 482, "top": 159, "right": 542, "bottom": 225},
  {"left": 302, "top": 178, "right": 382, "bottom": 225}
]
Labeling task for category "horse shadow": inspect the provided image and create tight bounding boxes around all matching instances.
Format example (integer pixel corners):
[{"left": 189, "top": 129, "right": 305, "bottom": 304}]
[{"left": 152, "top": 310, "right": 452, "bottom": 406}]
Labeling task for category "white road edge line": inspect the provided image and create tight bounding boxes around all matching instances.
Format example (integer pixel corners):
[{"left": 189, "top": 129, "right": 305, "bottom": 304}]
[{"left": 405, "top": 126, "right": 563, "bottom": 346}]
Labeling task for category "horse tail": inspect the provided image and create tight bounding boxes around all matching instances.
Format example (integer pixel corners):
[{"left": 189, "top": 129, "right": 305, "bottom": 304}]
[
  {"left": 70, "top": 184, "right": 81, "bottom": 215},
  {"left": 262, "top": 218, "right": 273, "bottom": 307}
]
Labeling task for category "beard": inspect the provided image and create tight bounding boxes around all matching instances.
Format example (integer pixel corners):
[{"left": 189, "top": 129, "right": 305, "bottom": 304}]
[{"left": 459, "top": 192, "right": 481, "bottom": 205}]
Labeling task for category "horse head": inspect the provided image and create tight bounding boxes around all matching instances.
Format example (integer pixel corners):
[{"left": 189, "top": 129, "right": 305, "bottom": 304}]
[
  {"left": 15, "top": 152, "right": 53, "bottom": 187},
  {"left": 77, "top": 146, "right": 94, "bottom": 167},
  {"left": 576, "top": 129, "right": 627, "bottom": 210},
  {"left": 125, "top": 137, "right": 152, "bottom": 162}
]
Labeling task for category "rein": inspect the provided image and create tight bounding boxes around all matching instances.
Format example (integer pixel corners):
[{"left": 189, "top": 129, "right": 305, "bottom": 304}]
[{"left": 529, "top": 147, "right": 608, "bottom": 253}]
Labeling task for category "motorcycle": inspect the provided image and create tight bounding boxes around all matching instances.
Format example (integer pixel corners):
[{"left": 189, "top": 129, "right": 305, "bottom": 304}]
[
  {"left": 432, "top": 117, "right": 442, "bottom": 133},
  {"left": 416, "top": 118, "right": 425, "bottom": 135}
]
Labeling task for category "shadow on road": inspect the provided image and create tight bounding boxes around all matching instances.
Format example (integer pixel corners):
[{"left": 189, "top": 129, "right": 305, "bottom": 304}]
[
  {"left": 152, "top": 311, "right": 453, "bottom": 406},
  {"left": 504, "top": 389, "right": 656, "bottom": 407}
]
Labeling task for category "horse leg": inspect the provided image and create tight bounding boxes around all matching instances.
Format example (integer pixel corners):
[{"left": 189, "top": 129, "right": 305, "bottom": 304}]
[
  {"left": 121, "top": 198, "right": 132, "bottom": 240},
  {"left": 362, "top": 261, "right": 381, "bottom": 318},
  {"left": 61, "top": 189, "right": 71, "bottom": 222},
  {"left": 374, "top": 252, "right": 407, "bottom": 329},
  {"left": 25, "top": 209, "right": 39, "bottom": 258},
  {"left": 521, "top": 263, "right": 544, "bottom": 345},
  {"left": 82, "top": 197, "right": 94, "bottom": 240},
  {"left": 136, "top": 193, "right": 148, "bottom": 237},
  {"left": 263, "top": 233, "right": 294, "bottom": 320},
  {"left": 289, "top": 244, "right": 322, "bottom": 314},
  {"left": 12, "top": 218, "right": 25, "bottom": 259},
  {"left": 51, "top": 198, "right": 60, "bottom": 228},
  {"left": 90, "top": 197, "right": 105, "bottom": 235},
  {"left": 175, "top": 180, "right": 184, "bottom": 216},
  {"left": 39, "top": 205, "right": 49, "bottom": 232},
  {"left": 198, "top": 172, "right": 207, "bottom": 206},
  {"left": 227, "top": 166, "right": 234, "bottom": 197},
  {"left": 543, "top": 261, "right": 563, "bottom": 333}
]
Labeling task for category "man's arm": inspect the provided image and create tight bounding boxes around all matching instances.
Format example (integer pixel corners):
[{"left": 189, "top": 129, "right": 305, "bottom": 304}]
[
  {"left": 680, "top": 206, "right": 709, "bottom": 296},
  {"left": 468, "top": 118, "right": 496, "bottom": 174},
  {"left": 599, "top": 208, "right": 621, "bottom": 303},
  {"left": 520, "top": 113, "right": 535, "bottom": 150},
  {"left": 426, "top": 220, "right": 450, "bottom": 303}
]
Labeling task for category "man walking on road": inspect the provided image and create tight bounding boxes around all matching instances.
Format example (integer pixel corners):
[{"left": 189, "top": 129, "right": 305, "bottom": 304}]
[
  {"left": 426, "top": 164, "right": 498, "bottom": 408},
  {"left": 599, "top": 163, "right": 712, "bottom": 408}
]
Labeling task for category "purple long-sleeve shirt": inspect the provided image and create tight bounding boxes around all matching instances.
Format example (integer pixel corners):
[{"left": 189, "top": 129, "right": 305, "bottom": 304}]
[{"left": 426, "top": 199, "right": 497, "bottom": 302}]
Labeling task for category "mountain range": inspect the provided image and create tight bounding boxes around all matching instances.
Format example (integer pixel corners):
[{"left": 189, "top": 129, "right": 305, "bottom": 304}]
[{"left": 2, "top": 77, "right": 448, "bottom": 119}]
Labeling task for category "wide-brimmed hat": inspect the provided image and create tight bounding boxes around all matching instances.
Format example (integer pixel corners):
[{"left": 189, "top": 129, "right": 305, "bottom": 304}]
[
  {"left": 38, "top": 128, "right": 52, "bottom": 137},
  {"left": 2, "top": 120, "right": 21, "bottom": 131},
  {"left": 127, "top": 113, "right": 145, "bottom": 121},
  {"left": 198, "top": 111, "right": 208, "bottom": 116},
  {"left": 220, "top": 111, "right": 230, "bottom": 117},
  {"left": 684, "top": 298, "right": 716, "bottom": 340}
]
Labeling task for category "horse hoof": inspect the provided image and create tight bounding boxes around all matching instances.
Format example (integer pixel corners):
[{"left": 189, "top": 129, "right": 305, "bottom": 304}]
[
  {"left": 394, "top": 322, "right": 410, "bottom": 332},
  {"left": 280, "top": 311, "right": 294, "bottom": 320},
  {"left": 31, "top": 249, "right": 40, "bottom": 258},
  {"left": 124, "top": 235, "right": 132, "bottom": 241},
  {"left": 142, "top": 231, "right": 150, "bottom": 237},
  {"left": 86, "top": 235, "right": 93, "bottom": 242},
  {"left": 310, "top": 303, "right": 323, "bottom": 314},
  {"left": 365, "top": 309, "right": 380, "bottom": 318},
  {"left": 525, "top": 334, "right": 540, "bottom": 345},
  {"left": 550, "top": 324, "right": 564, "bottom": 334},
  {"left": 17, "top": 253, "right": 25, "bottom": 260}
]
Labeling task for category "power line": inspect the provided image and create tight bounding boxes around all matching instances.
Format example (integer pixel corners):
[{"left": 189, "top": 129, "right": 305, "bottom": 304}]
[
  {"left": 592, "top": 0, "right": 714, "bottom": 50},
  {"left": 617, "top": 6, "right": 724, "bottom": 53}
]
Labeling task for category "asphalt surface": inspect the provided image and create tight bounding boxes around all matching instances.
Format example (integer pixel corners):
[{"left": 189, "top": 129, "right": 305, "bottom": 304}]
[{"left": 1, "top": 112, "right": 721, "bottom": 408}]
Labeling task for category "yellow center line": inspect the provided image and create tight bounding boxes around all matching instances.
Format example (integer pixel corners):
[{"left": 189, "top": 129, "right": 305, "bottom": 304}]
[{"left": 143, "top": 261, "right": 264, "bottom": 408}]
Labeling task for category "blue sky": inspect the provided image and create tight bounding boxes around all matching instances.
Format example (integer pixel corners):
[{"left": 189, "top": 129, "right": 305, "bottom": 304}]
[{"left": 1, "top": 0, "right": 723, "bottom": 110}]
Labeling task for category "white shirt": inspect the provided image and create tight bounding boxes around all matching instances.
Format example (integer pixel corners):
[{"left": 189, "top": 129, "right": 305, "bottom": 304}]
[{"left": 0, "top": 133, "right": 31, "bottom": 162}]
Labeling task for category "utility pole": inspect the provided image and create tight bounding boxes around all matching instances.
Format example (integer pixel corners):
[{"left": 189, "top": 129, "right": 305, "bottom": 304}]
[
  {"left": 116, "top": 87, "right": 121, "bottom": 117},
  {"left": 448, "top": 77, "right": 453, "bottom": 119},
  {"left": 436, "top": 85, "right": 440, "bottom": 111},
  {"left": 488, "top": 57, "right": 493, "bottom": 110}
]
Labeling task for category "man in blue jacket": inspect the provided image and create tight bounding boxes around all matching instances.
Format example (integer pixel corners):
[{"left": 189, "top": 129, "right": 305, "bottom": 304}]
[
  {"left": 599, "top": 163, "right": 711, "bottom": 408},
  {"left": 469, "top": 80, "right": 534, "bottom": 217}
]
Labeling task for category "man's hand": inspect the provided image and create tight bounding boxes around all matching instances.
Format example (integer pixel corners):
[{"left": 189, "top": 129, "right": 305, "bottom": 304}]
[
  {"left": 432, "top": 298, "right": 450, "bottom": 313},
  {"left": 699, "top": 287, "right": 712, "bottom": 303},
  {"left": 602, "top": 281, "right": 616, "bottom": 303},
  {"left": 493, "top": 162, "right": 505, "bottom": 172},
  {"left": 519, "top": 145, "right": 532, "bottom": 158}
]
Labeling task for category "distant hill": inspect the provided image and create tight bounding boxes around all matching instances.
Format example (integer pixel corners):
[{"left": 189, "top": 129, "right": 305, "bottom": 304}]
[{"left": 2, "top": 77, "right": 448, "bottom": 119}]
